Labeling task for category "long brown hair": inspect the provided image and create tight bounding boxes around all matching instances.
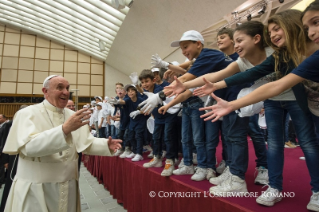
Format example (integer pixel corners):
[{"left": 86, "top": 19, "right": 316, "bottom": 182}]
[{"left": 264, "top": 10, "right": 306, "bottom": 78}]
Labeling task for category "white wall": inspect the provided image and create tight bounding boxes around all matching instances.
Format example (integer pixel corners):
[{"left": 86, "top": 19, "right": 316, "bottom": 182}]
[{"left": 104, "top": 63, "right": 131, "bottom": 98}]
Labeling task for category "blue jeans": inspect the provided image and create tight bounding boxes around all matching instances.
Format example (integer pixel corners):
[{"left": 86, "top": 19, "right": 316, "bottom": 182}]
[
  {"left": 99, "top": 127, "right": 106, "bottom": 138},
  {"left": 182, "top": 100, "right": 206, "bottom": 168},
  {"left": 118, "top": 129, "right": 129, "bottom": 150},
  {"left": 248, "top": 114, "right": 268, "bottom": 168},
  {"left": 264, "top": 100, "right": 319, "bottom": 192},
  {"left": 126, "top": 127, "right": 144, "bottom": 155},
  {"left": 152, "top": 120, "right": 178, "bottom": 160},
  {"left": 205, "top": 120, "right": 223, "bottom": 170},
  {"left": 222, "top": 111, "right": 250, "bottom": 179}
]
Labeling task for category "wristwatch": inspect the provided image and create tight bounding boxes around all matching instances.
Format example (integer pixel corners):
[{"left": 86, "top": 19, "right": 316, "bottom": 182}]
[{"left": 158, "top": 91, "right": 166, "bottom": 101}]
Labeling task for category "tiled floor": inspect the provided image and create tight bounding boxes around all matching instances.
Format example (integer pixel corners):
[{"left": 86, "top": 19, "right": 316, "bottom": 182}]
[{"left": 0, "top": 163, "right": 126, "bottom": 212}]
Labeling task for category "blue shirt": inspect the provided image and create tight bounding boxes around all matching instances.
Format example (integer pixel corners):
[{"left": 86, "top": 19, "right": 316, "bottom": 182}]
[
  {"left": 114, "top": 95, "right": 130, "bottom": 130},
  {"left": 159, "top": 80, "right": 170, "bottom": 88},
  {"left": 292, "top": 50, "right": 319, "bottom": 83},
  {"left": 124, "top": 96, "right": 149, "bottom": 130}
]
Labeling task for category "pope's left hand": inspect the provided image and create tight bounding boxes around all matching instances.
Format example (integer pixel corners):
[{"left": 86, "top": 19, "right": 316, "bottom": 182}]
[{"left": 107, "top": 136, "right": 122, "bottom": 152}]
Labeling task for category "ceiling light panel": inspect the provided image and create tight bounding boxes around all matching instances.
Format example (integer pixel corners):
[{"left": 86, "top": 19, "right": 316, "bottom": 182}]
[{"left": 0, "top": 0, "right": 130, "bottom": 61}]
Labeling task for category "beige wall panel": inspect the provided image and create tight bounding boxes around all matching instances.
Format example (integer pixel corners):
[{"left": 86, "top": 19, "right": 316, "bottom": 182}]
[
  {"left": 78, "top": 53, "right": 90, "bottom": 63},
  {"left": 17, "top": 83, "right": 32, "bottom": 94},
  {"left": 49, "top": 72, "right": 63, "bottom": 76},
  {"left": 0, "top": 57, "right": 2, "bottom": 66},
  {"left": 91, "top": 86, "right": 103, "bottom": 96},
  {"left": 50, "top": 49, "right": 64, "bottom": 60},
  {"left": 64, "top": 62, "right": 77, "bottom": 73},
  {"left": 19, "top": 58, "right": 34, "bottom": 70},
  {"left": 0, "top": 25, "right": 4, "bottom": 31},
  {"left": 2, "top": 57, "right": 18, "bottom": 69},
  {"left": 91, "top": 75, "right": 103, "bottom": 85},
  {"left": 50, "top": 61, "right": 63, "bottom": 72},
  {"left": 1, "top": 69, "right": 17, "bottom": 81},
  {"left": 34, "top": 71, "right": 49, "bottom": 83},
  {"left": 3, "top": 45, "right": 19, "bottom": 57},
  {"left": 51, "top": 42, "right": 64, "bottom": 49},
  {"left": 78, "top": 63, "right": 90, "bottom": 73},
  {"left": 91, "top": 58, "right": 103, "bottom": 64},
  {"left": 21, "top": 34, "right": 36, "bottom": 46},
  {"left": 0, "top": 82, "right": 16, "bottom": 94},
  {"left": 35, "top": 48, "right": 49, "bottom": 59},
  {"left": 78, "top": 74, "right": 90, "bottom": 85},
  {"left": 65, "top": 50, "right": 77, "bottom": 61},
  {"left": 69, "top": 84, "right": 77, "bottom": 90},
  {"left": 34, "top": 59, "right": 49, "bottom": 71},
  {"left": 4, "top": 33, "right": 20, "bottom": 45},
  {"left": 5, "top": 28, "right": 20, "bottom": 33},
  {"left": 18, "top": 70, "right": 33, "bottom": 82},
  {"left": 36, "top": 37, "right": 50, "bottom": 48},
  {"left": 64, "top": 73, "right": 77, "bottom": 84},
  {"left": 0, "top": 32, "right": 3, "bottom": 43},
  {"left": 0, "top": 44, "right": 2, "bottom": 55},
  {"left": 20, "top": 46, "right": 35, "bottom": 58},
  {"left": 78, "top": 85, "right": 90, "bottom": 96},
  {"left": 33, "top": 83, "right": 43, "bottom": 94},
  {"left": 91, "top": 64, "right": 103, "bottom": 75}
]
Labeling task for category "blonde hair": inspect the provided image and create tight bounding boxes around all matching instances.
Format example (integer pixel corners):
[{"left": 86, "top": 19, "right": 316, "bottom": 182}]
[{"left": 264, "top": 9, "right": 306, "bottom": 78}]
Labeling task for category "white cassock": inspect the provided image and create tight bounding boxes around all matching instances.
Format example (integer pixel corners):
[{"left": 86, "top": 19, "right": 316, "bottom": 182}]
[{"left": 3, "top": 100, "right": 114, "bottom": 212}]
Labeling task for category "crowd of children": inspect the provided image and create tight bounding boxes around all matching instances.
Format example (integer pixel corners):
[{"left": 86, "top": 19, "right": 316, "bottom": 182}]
[{"left": 86, "top": 2, "right": 319, "bottom": 211}]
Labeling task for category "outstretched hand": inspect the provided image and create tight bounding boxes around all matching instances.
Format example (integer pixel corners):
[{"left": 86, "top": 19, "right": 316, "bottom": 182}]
[
  {"left": 199, "top": 93, "right": 233, "bottom": 122},
  {"left": 163, "top": 76, "right": 185, "bottom": 98},
  {"left": 107, "top": 136, "right": 122, "bottom": 152},
  {"left": 158, "top": 105, "right": 168, "bottom": 115},
  {"left": 193, "top": 77, "right": 217, "bottom": 97},
  {"left": 62, "top": 108, "right": 91, "bottom": 135}
]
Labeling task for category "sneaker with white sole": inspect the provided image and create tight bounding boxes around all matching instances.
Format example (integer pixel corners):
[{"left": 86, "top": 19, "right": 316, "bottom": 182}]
[
  {"left": 143, "top": 145, "right": 152, "bottom": 152},
  {"left": 147, "top": 151, "right": 154, "bottom": 159},
  {"left": 255, "top": 166, "right": 269, "bottom": 185},
  {"left": 173, "top": 165, "right": 194, "bottom": 175},
  {"left": 178, "top": 158, "right": 185, "bottom": 168},
  {"left": 307, "top": 191, "right": 319, "bottom": 211},
  {"left": 256, "top": 186, "right": 282, "bottom": 206},
  {"left": 114, "top": 149, "right": 123, "bottom": 156},
  {"left": 191, "top": 167, "right": 207, "bottom": 181},
  {"left": 162, "top": 151, "right": 167, "bottom": 158},
  {"left": 209, "top": 174, "right": 248, "bottom": 197},
  {"left": 209, "top": 166, "right": 230, "bottom": 185},
  {"left": 131, "top": 154, "right": 143, "bottom": 162},
  {"left": 143, "top": 157, "right": 162, "bottom": 168},
  {"left": 120, "top": 148, "right": 131, "bottom": 158},
  {"left": 192, "top": 153, "right": 198, "bottom": 165},
  {"left": 216, "top": 160, "right": 226, "bottom": 174},
  {"left": 161, "top": 159, "right": 175, "bottom": 177},
  {"left": 126, "top": 152, "right": 136, "bottom": 159},
  {"left": 206, "top": 168, "right": 216, "bottom": 180}
]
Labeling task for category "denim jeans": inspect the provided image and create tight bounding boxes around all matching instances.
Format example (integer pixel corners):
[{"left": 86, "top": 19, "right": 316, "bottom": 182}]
[
  {"left": 126, "top": 127, "right": 144, "bottom": 155},
  {"left": 182, "top": 100, "right": 206, "bottom": 168},
  {"left": 152, "top": 120, "right": 178, "bottom": 160},
  {"left": 248, "top": 114, "right": 268, "bottom": 168},
  {"left": 264, "top": 100, "right": 319, "bottom": 192},
  {"left": 205, "top": 120, "right": 223, "bottom": 170},
  {"left": 99, "top": 127, "right": 106, "bottom": 138},
  {"left": 118, "top": 129, "right": 130, "bottom": 151},
  {"left": 110, "top": 125, "right": 118, "bottom": 139},
  {"left": 311, "top": 114, "right": 319, "bottom": 140},
  {"left": 222, "top": 111, "right": 250, "bottom": 179}
]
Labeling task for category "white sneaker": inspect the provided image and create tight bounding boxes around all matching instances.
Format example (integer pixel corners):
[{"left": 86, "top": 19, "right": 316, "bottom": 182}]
[
  {"left": 120, "top": 148, "right": 131, "bottom": 158},
  {"left": 143, "top": 145, "right": 152, "bottom": 152},
  {"left": 191, "top": 167, "right": 207, "bottom": 181},
  {"left": 209, "top": 166, "right": 230, "bottom": 185},
  {"left": 161, "top": 159, "right": 175, "bottom": 177},
  {"left": 255, "top": 166, "right": 269, "bottom": 185},
  {"left": 178, "top": 158, "right": 185, "bottom": 169},
  {"left": 131, "top": 154, "right": 143, "bottom": 162},
  {"left": 300, "top": 156, "right": 305, "bottom": 160},
  {"left": 256, "top": 186, "right": 282, "bottom": 206},
  {"left": 114, "top": 149, "right": 123, "bottom": 156},
  {"left": 174, "top": 158, "right": 180, "bottom": 167},
  {"left": 206, "top": 168, "right": 216, "bottom": 180},
  {"left": 147, "top": 151, "right": 154, "bottom": 158},
  {"left": 162, "top": 151, "right": 167, "bottom": 158},
  {"left": 143, "top": 157, "right": 162, "bottom": 168},
  {"left": 126, "top": 152, "right": 136, "bottom": 159},
  {"left": 192, "top": 153, "right": 198, "bottom": 165},
  {"left": 173, "top": 165, "right": 194, "bottom": 175},
  {"left": 216, "top": 160, "right": 226, "bottom": 174},
  {"left": 209, "top": 174, "right": 248, "bottom": 197},
  {"left": 307, "top": 191, "right": 319, "bottom": 211}
]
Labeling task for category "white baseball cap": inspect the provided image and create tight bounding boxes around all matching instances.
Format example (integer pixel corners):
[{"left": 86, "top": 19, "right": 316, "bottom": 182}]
[
  {"left": 94, "top": 96, "right": 103, "bottom": 101},
  {"left": 151, "top": 68, "right": 159, "bottom": 73},
  {"left": 97, "top": 102, "right": 103, "bottom": 107},
  {"left": 171, "top": 30, "right": 204, "bottom": 47},
  {"left": 124, "top": 84, "right": 137, "bottom": 92}
]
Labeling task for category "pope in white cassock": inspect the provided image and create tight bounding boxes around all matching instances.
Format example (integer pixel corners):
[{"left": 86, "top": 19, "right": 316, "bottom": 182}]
[{"left": 3, "top": 75, "right": 122, "bottom": 212}]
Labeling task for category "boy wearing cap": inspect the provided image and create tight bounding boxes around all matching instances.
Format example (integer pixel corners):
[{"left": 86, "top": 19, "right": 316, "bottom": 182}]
[
  {"left": 138, "top": 69, "right": 179, "bottom": 177},
  {"left": 152, "top": 68, "right": 170, "bottom": 87},
  {"left": 109, "top": 84, "right": 148, "bottom": 162}
]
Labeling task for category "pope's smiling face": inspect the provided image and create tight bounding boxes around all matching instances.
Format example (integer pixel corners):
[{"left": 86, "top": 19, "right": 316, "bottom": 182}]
[{"left": 42, "top": 76, "right": 70, "bottom": 108}]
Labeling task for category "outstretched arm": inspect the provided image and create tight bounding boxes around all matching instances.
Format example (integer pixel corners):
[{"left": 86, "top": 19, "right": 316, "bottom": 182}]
[{"left": 158, "top": 90, "right": 192, "bottom": 115}]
